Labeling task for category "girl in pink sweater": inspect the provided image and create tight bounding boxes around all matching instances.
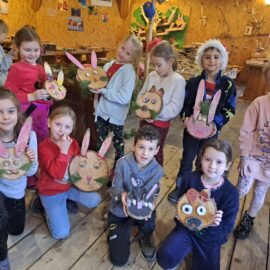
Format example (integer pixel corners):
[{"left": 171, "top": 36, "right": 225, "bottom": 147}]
[{"left": 234, "top": 62, "right": 270, "bottom": 239}]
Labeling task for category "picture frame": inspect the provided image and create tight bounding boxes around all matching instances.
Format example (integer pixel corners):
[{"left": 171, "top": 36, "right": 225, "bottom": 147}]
[
  {"left": 0, "top": 0, "right": 8, "bottom": 14},
  {"left": 91, "top": 0, "right": 112, "bottom": 7}
]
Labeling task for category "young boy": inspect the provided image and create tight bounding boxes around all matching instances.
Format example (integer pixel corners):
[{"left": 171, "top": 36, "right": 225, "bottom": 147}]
[
  {"left": 0, "top": 20, "right": 12, "bottom": 86},
  {"left": 108, "top": 125, "right": 164, "bottom": 266}
]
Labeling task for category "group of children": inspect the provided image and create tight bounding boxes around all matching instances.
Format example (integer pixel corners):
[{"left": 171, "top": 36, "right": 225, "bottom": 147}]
[{"left": 0, "top": 18, "right": 269, "bottom": 270}]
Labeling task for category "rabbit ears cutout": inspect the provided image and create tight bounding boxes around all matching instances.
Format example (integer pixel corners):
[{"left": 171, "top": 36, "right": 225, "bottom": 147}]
[
  {"left": 148, "top": 86, "right": 164, "bottom": 97},
  {"left": 65, "top": 51, "right": 98, "bottom": 70},
  {"left": 80, "top": 128, "right": 112, "bottom": 157},
  {"left": 44, "top": 62, "right": 64, "bottom": 86},
  {"left": 0, "top": 117, "right": 32, "bottom": 159}
]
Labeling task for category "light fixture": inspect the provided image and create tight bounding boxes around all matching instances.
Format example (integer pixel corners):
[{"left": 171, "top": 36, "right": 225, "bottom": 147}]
[{"left": 265, "top": 0, "right": 270, "bottom": 5}]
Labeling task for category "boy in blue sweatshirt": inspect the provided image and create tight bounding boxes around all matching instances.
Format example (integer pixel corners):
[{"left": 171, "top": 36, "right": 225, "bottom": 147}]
[{"left": 108, "top": 125, "right": 164, "bottom": 266}]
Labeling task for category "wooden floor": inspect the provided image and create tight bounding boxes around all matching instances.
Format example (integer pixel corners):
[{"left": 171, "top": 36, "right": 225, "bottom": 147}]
[{"left": 8, "top": 99, "right": 270, "bottom": 270}]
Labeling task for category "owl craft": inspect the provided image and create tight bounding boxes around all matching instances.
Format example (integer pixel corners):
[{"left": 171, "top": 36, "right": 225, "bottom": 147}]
[
  {"left": 65, "top": 51, "right": 108, "bottom": 90},
  {"left": 135, "top": 86, "right": 164, "bottom": 120},
  {"left": 177, "top": 188, "right": 217, "bottom": 231},
  {"left": 44, "top": 62, "right": 67, "bottom": 101},
  {"left": 186, "top": 79, "right": 221, "bottom": 139},
  {"left": 0, "top": 118, "right": 33, "bottom": 180},
  {"left": 127, "top": 177, "right": 158, "bottom": 220},
  {"left": 69, "top": 129, "right": 112, "bottom": 192}
]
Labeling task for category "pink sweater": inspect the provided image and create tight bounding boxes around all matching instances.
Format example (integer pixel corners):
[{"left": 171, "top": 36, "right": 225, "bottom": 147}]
[{"left": 239, "top": 94, "right": 270, "bottom": 157}]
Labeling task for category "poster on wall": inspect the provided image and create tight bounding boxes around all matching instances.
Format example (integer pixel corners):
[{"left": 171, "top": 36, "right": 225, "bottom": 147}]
[
  {"left": 91, "top": 0, "right": 112, "bottom": 7},
  {"left": 0, "top": 0, "right": 8, "bottom": 14},
  {"left": 68, "top": 16, "right": 84, "bottom": 31}
]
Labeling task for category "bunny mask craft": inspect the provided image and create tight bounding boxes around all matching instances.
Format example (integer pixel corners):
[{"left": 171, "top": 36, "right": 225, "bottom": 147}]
[
  {"left": 186, "top": 79, "right": 221, "bottom": 139},
  {"left": 44, "top": 62, "right": 67, "bottom": 101},
  {"left": 0, "top": 117, "right": 33, "bottom": 180},
  {"left": 127, "top": 177, "right": 158, "bottom": 220},
  {"left": 177, "top": 188, "right": 216, "bottom": 231},
  {"left": 65, "top": 51, "right": 108, "bottom": 90},
  {"left": 135, "top": 86, "right": 164, "bottom": 120},
  {"left": 69, "top": 129, "right": 112, "bottom": 192}
]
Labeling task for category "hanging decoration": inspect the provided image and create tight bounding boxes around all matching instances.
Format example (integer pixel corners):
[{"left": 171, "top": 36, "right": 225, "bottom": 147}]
[
  {"left": 58, "top": 0, "right": 68, "bottom": 11},
  {"left": 101, "top": 12, "right": 109, "bottom": 22},
  {"left": 88, "top": 5, "right": 98, "bottom": 15}
]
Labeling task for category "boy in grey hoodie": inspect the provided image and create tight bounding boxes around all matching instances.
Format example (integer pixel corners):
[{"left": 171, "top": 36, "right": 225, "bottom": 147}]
[{"left": 108, "top": 125, "right": 164, "bottom": 266}]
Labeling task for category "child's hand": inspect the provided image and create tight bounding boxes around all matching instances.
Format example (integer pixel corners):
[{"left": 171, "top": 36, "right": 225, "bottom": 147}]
[
  {"left": 28, "top": 89, "right": 49, "bottom": 101},
  {"left": 26, "top": 148, "right": 36, "bottom": 162},
  {"left": 238, "top": 159, "right": 251, "bottom": 178},
  {"left": 209, "top": 123, "right": 217, "bottom": 137},
  {"left": 183, "top": 117, "right": 190, "bottom": 128},
  {"left": 211, "top": 210, "right": 223, "bottom": 226},
  {"left": 89, "top": 88, "right": 101, "bottom": 94},
  {"left": 57, "top": 135, "right": 72, "bottom": 155},
  {"left": 121, "top": 192, "right": 128, "bottom": 216}
]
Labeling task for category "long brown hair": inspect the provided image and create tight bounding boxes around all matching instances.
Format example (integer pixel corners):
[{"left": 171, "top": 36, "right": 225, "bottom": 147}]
[{"left": 0, "top": 87, "right": 25, "bottom": 139}]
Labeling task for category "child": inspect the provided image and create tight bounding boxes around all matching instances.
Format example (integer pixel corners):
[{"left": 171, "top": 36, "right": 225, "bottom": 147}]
[
  {"left": 0, "top": 20, "right": 13, "bottom": 86},
  {"left": 157, "top": 139, "right": 239, "bottom": 270},
  {"left": 234, "top": 62, "right": 270, "bottom": 239},
  {"left": 108, "top": 125, "right": 163, "bottom": 266},
  {"left": 91, "top": 34, "right": 143, "bottom": 183},
  {"left": 5, "top": 26, "right": 51, "bottom": 144},
  {"left": 37, "top": 106, "right": 101, "bottom": 239},
  {"left": 137, "top": 40, "right": 186, "bottom": 166},
  {"left": 168, "top": 39, "right": 236, "bottom": 204},
  {"left": 0, "top": 87, "right": 38, "bottom": 270}
]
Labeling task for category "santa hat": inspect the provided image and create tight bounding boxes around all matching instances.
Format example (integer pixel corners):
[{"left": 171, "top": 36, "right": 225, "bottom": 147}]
[{"left": 195, "top": 39, "right": 228, "bottom": 70}]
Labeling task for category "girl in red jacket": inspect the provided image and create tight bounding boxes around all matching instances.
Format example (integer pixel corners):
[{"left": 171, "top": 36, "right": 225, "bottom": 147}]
[{"left": 37, "top": 106, "right": 101, "bottom": 239}]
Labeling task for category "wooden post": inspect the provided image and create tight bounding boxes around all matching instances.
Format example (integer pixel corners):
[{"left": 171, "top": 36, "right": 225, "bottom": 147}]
[{"left": 144, "top": 0, "right": 156, "bottom": 80}]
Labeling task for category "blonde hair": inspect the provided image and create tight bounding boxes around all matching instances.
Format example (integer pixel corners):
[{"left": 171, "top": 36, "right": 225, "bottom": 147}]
[
  {"left": 0, "top": 20, "right": 8, "bottom": 34},
  {"left": 49, "top": 106, "right": 76, "bottom": 127},
  {"left": 120, "top": 34, "right": 143, "bottom": 69},
  {"left": 151, "top": 41, "right": 177, "bottom": 71}
]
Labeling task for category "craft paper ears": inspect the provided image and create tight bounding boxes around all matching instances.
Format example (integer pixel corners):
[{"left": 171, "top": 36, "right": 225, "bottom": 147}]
[
  {"left": 0, "top": 117, "right": 32, "bottom": 159},
  {"left": 65, "top": 51, "right": 98, "bottom": 70},
  {"left": 44, "top": 62, "right": 64, "bottom": 86},
  {"left": 80, "top": 128, "right": 112, "bottom": 157}
]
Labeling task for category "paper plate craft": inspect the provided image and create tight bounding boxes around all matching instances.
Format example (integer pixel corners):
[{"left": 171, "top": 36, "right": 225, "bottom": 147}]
[
  {"left": 127, "top": 177, "right": 158, "bottom": 220},
  {"left": 65, "top": 51, "right": 108, "bottom": 89},
  {"left": 44, "top": 62, "right": 67, "bottom": 101},
  {"left": 135, "top": 86, "right": 164, "bottom": 120},
  {"left": 0, "top": 118, "right": 32, "bottom": 180},
  {"left": 186, "top": 79, "right": 221, "bottom": 139},
  {"left": 177, "top": 188, "right": 216, "bottom": 231},
  {"left": 69, "top": 129, "right": 112, "bottom": 192}
]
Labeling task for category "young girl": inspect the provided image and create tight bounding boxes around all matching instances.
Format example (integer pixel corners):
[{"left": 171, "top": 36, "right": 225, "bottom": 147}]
[
  {"left": 4, "top": 26, "right": 51, "bottom": 144},
  {"left": 37, "top": 106, "right": 101, "bottom": 239},
  {"left": 90, "top": 34, "right": 143, "bottom": 182},
  {"left": 157, "top": 139, "right": 239, "bottom": 270},
  {"left": 168, "top": 39, "right": 237, "bottom": 204},
  {"left": 137, "top": 40, "right": 186, "bottom": 166},
  {"left": 0, "top": 20, "right": 13, "bottom": 86},
  {"left": 234, "top": 62, "right": 270, "bottom": 239},
  {"left": 0, "top": 87, "right": 38, "bottom": 270}
]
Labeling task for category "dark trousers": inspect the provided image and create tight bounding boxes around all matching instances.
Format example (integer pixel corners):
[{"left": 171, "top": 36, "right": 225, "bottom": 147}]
[
  {"left": 177, "top": 129, "right": 218, "bottom": 178},
  {"left": 96, "top": 116, "right": 124, "bottom": 167},
  {"left": 107, "top": 211, "right": 156, "bottom": 266},
  {"left": 157, "top": 224, "right": 221, "bottom": 270},
  {"left": 140, "top": 121, "right": 169, "bottom": 166},
  {"left": 0, "top": 192, "right": 25, "bottom": 260}
]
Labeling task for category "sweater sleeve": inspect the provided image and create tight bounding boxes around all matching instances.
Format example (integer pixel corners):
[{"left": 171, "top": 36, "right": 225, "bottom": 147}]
[
  {"left": 26, "top": 131, "right": 38, "bottom": 177},
  {"left": 239, "top": 100, "right": 258, "bottom": 157},
  {"left": 213, "top": 78, "right": 237, "bottom": 130},
  {"left": 0, "top": 46, "right": 12, "bottom": 72}
]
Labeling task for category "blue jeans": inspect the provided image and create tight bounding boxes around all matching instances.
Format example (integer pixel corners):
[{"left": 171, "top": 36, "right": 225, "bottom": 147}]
[{"left": 40, "top": 187, "right": 101, "bottom": 239}]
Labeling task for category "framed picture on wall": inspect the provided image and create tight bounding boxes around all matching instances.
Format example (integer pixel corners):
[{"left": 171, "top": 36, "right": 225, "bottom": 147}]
[
  {"left": 91, "top": 0, "right": 112, "bottom": 7},
  {"left": 0, "top": 0, "right": 8, "bottom": 14}
]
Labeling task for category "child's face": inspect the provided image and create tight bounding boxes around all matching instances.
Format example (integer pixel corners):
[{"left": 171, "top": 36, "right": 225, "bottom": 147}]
[
  {"left": 48, "top": 115, "right": 74, "bottom": 142},
  {"left": 0, "top": 99, "right": 18, "bottom": 136},
  {"left": 201, "top": 147, "right": 229, "bottom": 182},
  {"left": 19, "top": 41, "right": 40, "bottom": 65},
  {"left": 151, "top": 55, "right": 173, "bottom": 77},
  {"left": 0, "top": 32, "right": 7, "bottom": 43},
  {"left": 116, "top": 39, "right": 134, "bottom": 64},
  {"left": 201, "top": 48, "right": 222, "bottom": 75},
  {"left": 133, "top": 138, "right": 160, "bottom": 168}
]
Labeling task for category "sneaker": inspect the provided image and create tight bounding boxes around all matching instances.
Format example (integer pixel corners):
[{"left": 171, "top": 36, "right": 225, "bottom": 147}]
[
  {"left": 29, "top": 196, "right": 45, "bottom": 216},
  {"left": 66, "top": 199, "right": 79, "bottom": 214},
  {"left": 0, "top": 257, "right": 10, "bottom": 270},
  {"left": 167, "top": 187, "right": 180, "bottom": 205},
  {"left": 234, "top": 211, "right": 254, "bottom": 239},
  {"left": 138, "top": 234, "right": 156, "bottom": 262}
]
